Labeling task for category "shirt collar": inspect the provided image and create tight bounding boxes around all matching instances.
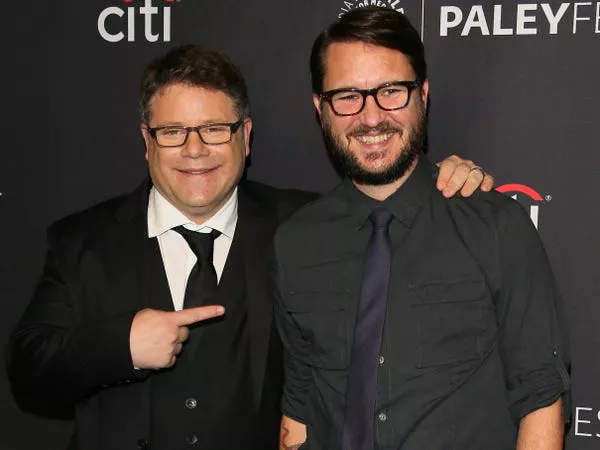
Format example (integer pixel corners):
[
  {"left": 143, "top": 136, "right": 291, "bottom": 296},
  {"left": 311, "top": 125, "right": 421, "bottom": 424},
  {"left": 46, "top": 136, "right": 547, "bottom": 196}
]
[
  {"left": 343, "top": 154, "right": 434, "bottom": 229},
  {"left": 147, "top": 187, "right": 238, "bottom": 238}
]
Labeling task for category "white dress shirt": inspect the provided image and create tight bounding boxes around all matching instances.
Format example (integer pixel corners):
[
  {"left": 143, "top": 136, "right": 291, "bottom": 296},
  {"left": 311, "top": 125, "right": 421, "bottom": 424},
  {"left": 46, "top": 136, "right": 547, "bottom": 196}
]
[{"left": 147, "top": 187, "right": 238, "bottom": 311}]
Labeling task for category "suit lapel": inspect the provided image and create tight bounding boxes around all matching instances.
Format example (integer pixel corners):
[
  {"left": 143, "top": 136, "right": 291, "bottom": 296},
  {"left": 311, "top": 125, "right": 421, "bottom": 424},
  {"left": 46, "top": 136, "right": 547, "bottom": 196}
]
[
  {"left": 237, "top": 188, "right": 280, "bottom": 409},
  {"left": 113, "top": 179, "right": 173, "bottom": 312},
  {"left": 110, "top": 180, "right": 170, "bottom": 436}
]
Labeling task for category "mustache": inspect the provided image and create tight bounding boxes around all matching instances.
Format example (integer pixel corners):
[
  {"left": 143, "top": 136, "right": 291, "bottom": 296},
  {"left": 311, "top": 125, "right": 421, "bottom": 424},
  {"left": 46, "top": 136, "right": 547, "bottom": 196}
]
[{"left": 348, "top": 122, "right": 402, "bottom": 136}]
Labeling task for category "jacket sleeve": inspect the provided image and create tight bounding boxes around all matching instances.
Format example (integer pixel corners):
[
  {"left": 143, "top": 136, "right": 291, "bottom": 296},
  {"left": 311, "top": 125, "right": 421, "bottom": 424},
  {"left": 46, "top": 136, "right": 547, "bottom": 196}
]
[
  {"left": 6, "top": 223, "right": 143, "bottom": 412},
  {"left": 273, "top": 243, "right": 313, "bottom": 424},
  {"left": 495, "top": 200, "right": 571, "bottom": 425}
]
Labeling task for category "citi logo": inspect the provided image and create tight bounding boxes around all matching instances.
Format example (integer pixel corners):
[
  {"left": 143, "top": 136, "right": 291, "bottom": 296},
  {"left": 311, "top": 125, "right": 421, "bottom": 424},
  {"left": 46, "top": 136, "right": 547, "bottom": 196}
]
[
  {"left": 496, "top": 183, "right": 551, "bottom": 230},
  {"left": 98, "top": 0, "right": 174, "bottom": 43}
]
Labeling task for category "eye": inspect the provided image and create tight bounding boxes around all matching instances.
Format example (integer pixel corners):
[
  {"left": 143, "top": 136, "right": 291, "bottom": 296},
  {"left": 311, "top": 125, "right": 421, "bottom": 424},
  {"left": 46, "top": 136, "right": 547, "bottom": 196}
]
[
  {"left": 204, "top": 125, "right": 229, "bottom": 134},
  {"left": 380, "top": 86, "right": 407, "bottom": 97},
  {"left": 333, "top": 91, "right": 361, "bottom": 103},
  {"left": 158, "top": 127, "right": 186, "bottom": 137}
]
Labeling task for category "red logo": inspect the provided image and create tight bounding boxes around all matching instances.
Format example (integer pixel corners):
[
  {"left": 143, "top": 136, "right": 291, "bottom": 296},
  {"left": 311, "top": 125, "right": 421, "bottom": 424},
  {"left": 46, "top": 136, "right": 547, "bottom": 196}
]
[{"left": 496, "top": 183, "right": 549, "bottom": 229}]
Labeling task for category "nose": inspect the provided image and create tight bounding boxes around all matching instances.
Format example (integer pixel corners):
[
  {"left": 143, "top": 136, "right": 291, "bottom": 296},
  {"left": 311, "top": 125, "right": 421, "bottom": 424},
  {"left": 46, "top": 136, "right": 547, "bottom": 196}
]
[
  {"left": 359, "top": 94, "right": 385, "bottom": 127},
  {"left": 181, "top": 129, "right": 210, "bottom": 158}
]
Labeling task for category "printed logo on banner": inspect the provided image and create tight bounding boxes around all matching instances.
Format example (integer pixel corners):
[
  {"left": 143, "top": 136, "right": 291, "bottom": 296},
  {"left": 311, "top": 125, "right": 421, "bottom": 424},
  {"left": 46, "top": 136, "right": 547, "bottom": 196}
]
[
  {"left": 574, "top": 405, "right": 600, "bottom": 439},
  {"left": 496, "top": 183, "right": 552, "bottom": 230},
  {"left": 98, "top": 0, "right": 176, "bottom": 43},
  {"left": 439, "top": 2, "right": 600, "bottom": 37},
  {"left": 339, "top": 0, "right": 405, "bottom": 16},
  {"left": 338, "top": 1, "right": 425, "bottom": 35}
]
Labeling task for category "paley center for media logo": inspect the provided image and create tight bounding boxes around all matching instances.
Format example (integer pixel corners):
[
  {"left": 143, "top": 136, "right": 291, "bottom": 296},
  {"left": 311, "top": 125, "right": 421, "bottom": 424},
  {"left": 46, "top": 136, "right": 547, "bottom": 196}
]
[
  {"left": 439, "top": 2, "right": 600, "bottom": 37},
  {"left": 496, "top": 183, "right": 551, "bottom": 229},
  {"left": 338, "top": 0, "right": 425, "bottom": 35},
  {"left": 339, "top": 0, "right": 405, "bottom": 16},
  {"left": 98, "top": 0, "right": 176, "bottom": 43}
]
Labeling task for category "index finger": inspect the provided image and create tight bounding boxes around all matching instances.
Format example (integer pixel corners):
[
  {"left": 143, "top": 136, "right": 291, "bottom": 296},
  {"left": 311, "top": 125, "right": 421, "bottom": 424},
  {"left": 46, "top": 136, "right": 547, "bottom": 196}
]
[{"left": 169, "top": 305, "right": 225, "bottom": 326}]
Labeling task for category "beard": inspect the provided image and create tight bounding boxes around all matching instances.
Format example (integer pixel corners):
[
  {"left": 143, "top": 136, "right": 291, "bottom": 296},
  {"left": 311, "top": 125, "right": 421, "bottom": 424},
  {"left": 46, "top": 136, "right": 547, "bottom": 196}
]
[{"left": 321, "top": 108, "right": 427, "bottom": 186}]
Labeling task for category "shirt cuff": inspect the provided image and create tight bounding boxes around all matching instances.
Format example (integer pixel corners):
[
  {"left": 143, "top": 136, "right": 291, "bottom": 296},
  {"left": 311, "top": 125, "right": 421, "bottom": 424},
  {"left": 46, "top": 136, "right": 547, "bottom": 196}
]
[{"left": 508, "top": 359, "right": 571, "bottom": 424}]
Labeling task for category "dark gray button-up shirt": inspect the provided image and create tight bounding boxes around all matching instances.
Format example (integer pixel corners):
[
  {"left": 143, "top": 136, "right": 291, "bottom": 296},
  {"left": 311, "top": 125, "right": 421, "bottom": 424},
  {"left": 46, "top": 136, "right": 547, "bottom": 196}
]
[{"left": 274, "top": 156, "right": 570, "bottom": 450}]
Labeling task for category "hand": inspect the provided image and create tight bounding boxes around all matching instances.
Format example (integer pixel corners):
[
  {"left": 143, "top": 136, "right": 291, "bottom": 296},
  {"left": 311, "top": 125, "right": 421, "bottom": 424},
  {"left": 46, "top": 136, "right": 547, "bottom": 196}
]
[
  {"left": 436, "top": 155, "right": 495, "bottom": 198},
  {"left": 130, "top": 306, "right": 225, "bottom": 370},
  {"left": 280, "top": 415, "right": 307, "bottom": 450}
]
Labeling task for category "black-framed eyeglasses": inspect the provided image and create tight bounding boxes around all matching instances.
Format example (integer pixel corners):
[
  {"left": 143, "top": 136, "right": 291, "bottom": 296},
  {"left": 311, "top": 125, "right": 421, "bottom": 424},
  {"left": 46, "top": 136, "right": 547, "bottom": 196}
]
[
  {"left": 320, "top": 80, "right": 421, "bottom": 116},
  {"left": 146, "top": 118, "right": 244, "bottom": 147}
]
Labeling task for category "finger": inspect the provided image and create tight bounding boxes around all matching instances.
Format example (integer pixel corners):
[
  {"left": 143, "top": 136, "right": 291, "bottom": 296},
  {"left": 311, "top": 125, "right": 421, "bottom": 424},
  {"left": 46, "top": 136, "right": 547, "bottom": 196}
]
[
  {"left": 460, "top": 167, "right": 485, "bottom": 197},
  {"left": 173, "top": 342, "right": 183, "bottom": 355},
  {"left": 178, "top": 326, "right": 190, "bottom": 343},
  {"left": 165, "top": 355, "right": 177, "bottom": 368},
  {"left": 442, "top": 162, "right": 471, "bottom": 197},
  {"left": 435, "top": 155, "right": 461, "bottom": 191},
  {"left": 481, "top": 173, "right": 495, "bottom": 192},
  {"left": 170, "top": 305, "right": 225, "bottom": 326}
]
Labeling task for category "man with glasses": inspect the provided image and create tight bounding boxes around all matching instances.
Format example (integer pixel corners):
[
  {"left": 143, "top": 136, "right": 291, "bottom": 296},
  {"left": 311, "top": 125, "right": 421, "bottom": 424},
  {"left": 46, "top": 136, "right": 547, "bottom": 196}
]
[
  {"left": 275, "top": 7, "right": 570, "bottom": 450},
  {"left": 7, "top": 45, "right": 493, "bottom": 450}
]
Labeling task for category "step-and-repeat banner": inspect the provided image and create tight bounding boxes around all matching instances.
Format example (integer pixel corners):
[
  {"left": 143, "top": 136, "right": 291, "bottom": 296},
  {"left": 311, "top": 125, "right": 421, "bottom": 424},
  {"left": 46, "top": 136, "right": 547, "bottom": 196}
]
[{"left": 2, "top": 1, "right": 598, "bottom": 448}]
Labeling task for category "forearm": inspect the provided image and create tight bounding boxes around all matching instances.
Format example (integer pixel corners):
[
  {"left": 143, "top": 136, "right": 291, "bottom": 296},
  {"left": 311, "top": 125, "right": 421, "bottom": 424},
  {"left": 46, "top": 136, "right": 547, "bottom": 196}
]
[
  {"left": 280, "top": 415, "right": 307, "bottom": 450},
  {"left": 7, "top": 310, "right": 138, "bottom": 404},
  {"left": 516, "top": 397, "right": 564, "bottom": 450}
]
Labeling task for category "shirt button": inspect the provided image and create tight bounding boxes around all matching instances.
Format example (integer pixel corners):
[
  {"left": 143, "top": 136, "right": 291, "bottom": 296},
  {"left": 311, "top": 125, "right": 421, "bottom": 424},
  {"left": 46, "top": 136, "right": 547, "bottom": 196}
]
[
  {"left": 186, "top": 434, "right": 198, "bottom": 445},
  {"left": 378, "top": 412, "right": 387, "bottom": 422},
  {"left": 553, "top": 350, "right": 559, "bottom": 357},
  {"left": 185, "top": 398, "right": 197, "bottom": 409},
  {"left": 379, "top": 356, "right": 385, "bottom": 366}
]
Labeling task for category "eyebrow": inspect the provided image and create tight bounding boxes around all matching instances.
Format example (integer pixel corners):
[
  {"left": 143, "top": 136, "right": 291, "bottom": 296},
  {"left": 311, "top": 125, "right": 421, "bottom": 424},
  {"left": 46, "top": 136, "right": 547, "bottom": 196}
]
[{"left": 324, "top": 80, "right": 409, "bottom": 91}]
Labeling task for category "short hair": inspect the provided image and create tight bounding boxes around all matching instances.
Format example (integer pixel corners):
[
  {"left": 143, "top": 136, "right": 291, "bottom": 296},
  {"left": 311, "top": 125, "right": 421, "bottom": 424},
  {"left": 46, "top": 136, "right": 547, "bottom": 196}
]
[
  {"left": 310, "top": 7, "right": 427, "bottom": 94},
  {"left": 139, "top": 44, "right": 250, "bottom": 123}
]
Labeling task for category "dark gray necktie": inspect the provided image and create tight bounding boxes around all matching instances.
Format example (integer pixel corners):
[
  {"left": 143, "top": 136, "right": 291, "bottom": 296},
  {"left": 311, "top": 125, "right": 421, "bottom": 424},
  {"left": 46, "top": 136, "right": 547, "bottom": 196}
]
[
  {"left": 342, "top": 207, "right": 393, "bottom": 450},
  {"left": 173, "top": 226, "right": 221, "bottom": 308}
]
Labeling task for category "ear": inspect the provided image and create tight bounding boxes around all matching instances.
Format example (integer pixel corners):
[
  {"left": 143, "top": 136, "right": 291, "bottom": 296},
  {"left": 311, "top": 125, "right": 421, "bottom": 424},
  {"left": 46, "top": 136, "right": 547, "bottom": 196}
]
[
  {"left": 312, "top": 94, "right": 323, "bottom": 120},
  {"left": 141, "top": 124, "right": 151, "bottom": 161},
  {"left": 420, "top": 79, "right": 430, "bottom": 106},
  {"left": 243, "top": 117, "right": 253, "bottom": 157}
]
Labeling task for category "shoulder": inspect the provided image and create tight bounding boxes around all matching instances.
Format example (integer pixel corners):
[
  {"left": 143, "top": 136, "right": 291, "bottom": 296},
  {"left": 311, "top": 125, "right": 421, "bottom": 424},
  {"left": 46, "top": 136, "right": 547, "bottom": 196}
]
[
  {"left": 446, "top": 189, "right": 529, "bottom": 218},
  {"left": 433, "top": 188, "right": 535, "bottom": 239},
  {"left": 47, "top": 184, "right": 145, "bottom": 244},
  {"left": 239, "top": 179, "right": 318, "bottom": 221},
  {"left": 275, "top": 184, "right": 347, "bottom": 245}
]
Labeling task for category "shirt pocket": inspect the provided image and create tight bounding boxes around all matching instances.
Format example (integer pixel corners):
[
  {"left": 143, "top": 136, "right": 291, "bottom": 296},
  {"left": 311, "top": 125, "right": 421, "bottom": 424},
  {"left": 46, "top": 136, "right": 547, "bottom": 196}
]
[
  {"left": 409, "top": 278, "right": 489, "bottom": 368},
  {"left": 285, "top": 290, "right": 349, "bottom": 370}
]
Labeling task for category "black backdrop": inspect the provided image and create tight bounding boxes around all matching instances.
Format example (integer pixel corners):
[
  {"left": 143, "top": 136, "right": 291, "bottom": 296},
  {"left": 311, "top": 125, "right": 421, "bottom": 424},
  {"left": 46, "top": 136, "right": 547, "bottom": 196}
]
[{"left": 2, "top": 1, "right": 599, "bottom": 449}]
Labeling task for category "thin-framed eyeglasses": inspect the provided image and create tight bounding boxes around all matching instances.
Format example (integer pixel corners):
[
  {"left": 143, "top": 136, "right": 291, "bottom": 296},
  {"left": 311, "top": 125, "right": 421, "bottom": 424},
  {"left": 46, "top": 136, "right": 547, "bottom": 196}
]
[
  {"left": 146, "top": 118, "right": 244, "bottom": 147},
  {"left": 320, "top": 80, "right": 421, "bottom": 116}
]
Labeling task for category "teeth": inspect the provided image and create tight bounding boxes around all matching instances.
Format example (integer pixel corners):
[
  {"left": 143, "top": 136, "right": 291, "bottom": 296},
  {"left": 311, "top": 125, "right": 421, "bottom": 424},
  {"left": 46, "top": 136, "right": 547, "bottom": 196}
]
[{"left": 355, "top": 133, "right": 394, "bottom": 144}]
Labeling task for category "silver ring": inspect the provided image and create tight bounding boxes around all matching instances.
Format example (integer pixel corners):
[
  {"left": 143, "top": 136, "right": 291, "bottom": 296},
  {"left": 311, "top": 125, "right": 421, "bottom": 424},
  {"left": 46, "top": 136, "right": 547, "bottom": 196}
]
[{"left": 469, "top": 165, "right": 484, "bottom": 175}]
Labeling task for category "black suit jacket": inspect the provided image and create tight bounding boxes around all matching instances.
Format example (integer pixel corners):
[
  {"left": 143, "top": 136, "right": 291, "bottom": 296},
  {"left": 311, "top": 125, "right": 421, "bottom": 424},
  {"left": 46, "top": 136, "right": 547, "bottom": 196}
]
[{"left": 6, "top": 179, "right": 315, "bottom": 450}]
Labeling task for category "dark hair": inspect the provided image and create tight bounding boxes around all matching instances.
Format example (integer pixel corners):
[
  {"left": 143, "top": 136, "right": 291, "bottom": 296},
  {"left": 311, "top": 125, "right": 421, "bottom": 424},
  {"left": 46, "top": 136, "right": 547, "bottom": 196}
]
[
  {"left": 139, "top": 44, "right": 250, "bottom": 123},
  {"left": 310, "top": 7, "right": 427, "bottom": 94}
]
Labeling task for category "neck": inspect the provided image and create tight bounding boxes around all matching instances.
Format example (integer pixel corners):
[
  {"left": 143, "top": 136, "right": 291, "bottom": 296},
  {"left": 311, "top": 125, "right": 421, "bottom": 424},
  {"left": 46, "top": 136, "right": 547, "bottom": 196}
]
[{"left": 352, "top": 156, "right": 419, "bottom": 201}]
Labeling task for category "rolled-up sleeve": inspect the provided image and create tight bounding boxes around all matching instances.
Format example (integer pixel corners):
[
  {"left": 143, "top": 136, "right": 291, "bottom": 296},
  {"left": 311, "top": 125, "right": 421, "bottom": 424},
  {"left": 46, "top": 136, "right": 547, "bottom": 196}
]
[
  {"left": 273, "top": 244, "right": 313, "bottom": 424},
  {"left": 496, "top": 201, "right": 571, "bottom": 424}
]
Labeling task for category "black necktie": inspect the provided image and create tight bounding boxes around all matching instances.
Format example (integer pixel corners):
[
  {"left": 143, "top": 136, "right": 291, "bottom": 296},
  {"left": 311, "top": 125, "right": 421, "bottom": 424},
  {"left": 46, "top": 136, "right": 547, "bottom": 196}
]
[
  {"left": 173, "top": 226, "right": 221, "bottom": 308},
  {"left": 342, "top": 207, "right": 393, "bottom": 450}
]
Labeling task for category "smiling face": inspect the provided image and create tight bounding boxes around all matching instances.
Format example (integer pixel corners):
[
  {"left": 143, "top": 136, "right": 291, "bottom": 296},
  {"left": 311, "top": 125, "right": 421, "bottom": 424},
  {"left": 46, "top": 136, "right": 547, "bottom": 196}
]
[
  {"left": 313, "top": 42, "right": 429, "bottom": 192},
  {"left": 142, "top": 83, "right": 251, "bottom": 224}
]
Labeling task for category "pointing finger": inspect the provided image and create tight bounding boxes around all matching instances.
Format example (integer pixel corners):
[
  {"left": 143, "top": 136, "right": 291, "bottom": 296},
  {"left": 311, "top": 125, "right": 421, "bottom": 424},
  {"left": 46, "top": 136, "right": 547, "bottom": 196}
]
[{"left": 170, "top": 305, "right": 225, "bottom": 327}]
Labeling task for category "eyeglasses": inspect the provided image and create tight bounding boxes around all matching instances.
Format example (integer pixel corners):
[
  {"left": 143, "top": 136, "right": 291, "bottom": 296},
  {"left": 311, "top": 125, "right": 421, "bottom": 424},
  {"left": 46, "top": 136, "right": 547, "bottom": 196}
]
[
  {"left": 320, "top": 80, "right": 420, "bottom": 116},
  {"left": 146, "top": 118, "right": 244, "bottom": 147}
]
